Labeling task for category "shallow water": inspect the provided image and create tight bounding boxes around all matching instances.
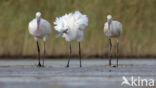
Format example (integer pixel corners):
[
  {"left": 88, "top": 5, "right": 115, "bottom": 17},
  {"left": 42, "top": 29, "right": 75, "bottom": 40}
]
[{"left": 0, "top": 59, "right": 156, "bottom": 88}]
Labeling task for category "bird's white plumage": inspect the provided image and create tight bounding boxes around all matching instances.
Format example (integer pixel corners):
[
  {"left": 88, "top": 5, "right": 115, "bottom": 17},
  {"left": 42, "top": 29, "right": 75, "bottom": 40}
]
[
  {"left": 28, "top": 13, "right": 51, "bottom": 40},
  {"left": 54, "top": 11, "right": 88, "bottom": 41},
  {"left": 104, "top": 15, "right": 122, "bottom": 38}
]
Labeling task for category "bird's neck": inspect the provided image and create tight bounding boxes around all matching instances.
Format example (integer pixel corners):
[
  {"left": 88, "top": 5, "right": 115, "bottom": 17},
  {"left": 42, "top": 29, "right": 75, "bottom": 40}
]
[
  {"left": 106, "top": 22, "right": 111, "bottom": 36},
  {"left": 35, "top": 19, "right": 41, "bottom": 37}
]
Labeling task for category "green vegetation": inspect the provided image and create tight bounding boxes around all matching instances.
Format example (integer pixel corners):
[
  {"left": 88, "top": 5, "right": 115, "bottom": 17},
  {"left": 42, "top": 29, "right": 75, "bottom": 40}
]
[{"left": 0, "top": 0, "right": 155, "bottom": 57}]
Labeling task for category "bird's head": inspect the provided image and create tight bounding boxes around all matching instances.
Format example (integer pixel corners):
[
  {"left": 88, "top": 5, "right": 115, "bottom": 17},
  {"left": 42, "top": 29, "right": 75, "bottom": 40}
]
[
  {"left": 56, "top": 27, "right": 69, "bottom": 38},
  {"left": 107, "top": 15, "right": 112, "bottom": 23},
  {"left": 36, "top": 12, "right": 41, "bottom": 18},
  {"left": 107, "top": 15, "right": 112, "bottom": 20},
  {"left": 63, "top": 26, "right": 70, "bottom": 33},
  {"left": 36, "top": 12, "right": 41, "bottom": 23}
]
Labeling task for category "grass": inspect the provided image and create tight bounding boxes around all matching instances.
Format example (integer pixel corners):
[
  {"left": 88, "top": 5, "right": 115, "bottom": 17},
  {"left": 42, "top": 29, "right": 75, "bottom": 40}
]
[{"left": 0, "top": 0, "right": 155, "bottom": 57}]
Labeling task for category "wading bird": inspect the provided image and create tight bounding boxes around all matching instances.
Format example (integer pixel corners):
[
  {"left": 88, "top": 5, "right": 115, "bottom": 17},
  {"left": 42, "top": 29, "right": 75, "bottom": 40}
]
[
  {"left": 28, "top": 12, "right": 51, "bottom": 67},
  {"left": 104, "top": 15, "right": 122, "bottom": 67},
  {"left": 54, "top": 11, "right": 88, "bottom": 67}
]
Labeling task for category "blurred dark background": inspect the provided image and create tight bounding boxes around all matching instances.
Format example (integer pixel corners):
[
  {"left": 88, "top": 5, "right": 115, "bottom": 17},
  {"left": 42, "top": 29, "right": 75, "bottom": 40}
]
[{"left": 0, "top": 0, "right": 155, "bottom": 58}]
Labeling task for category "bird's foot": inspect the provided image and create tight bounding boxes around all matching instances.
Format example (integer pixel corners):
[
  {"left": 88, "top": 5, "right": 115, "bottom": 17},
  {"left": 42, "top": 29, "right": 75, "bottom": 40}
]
[
  {"left": 37, "top": 63, "right": 42, "bottom": 67},
  {"left": 111, "top": 65, "right": 117, "bottom": 68},
  {"left": 41, "top": 65, "right": 45, "bottom": 67},
  {"left": 66, "top": 64, "right": 69, "bottom": 68}
]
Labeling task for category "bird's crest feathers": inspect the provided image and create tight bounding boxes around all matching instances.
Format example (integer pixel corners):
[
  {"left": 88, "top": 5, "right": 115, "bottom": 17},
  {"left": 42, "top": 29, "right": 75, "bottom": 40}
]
[{"left": 54, "top": 11, "right": 88, "bottom": 32}]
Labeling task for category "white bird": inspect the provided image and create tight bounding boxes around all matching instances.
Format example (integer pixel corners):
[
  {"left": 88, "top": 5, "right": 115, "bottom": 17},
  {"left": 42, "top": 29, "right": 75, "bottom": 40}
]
[
  {"left": 104, "top": 15, "right": 122, "bottom": 67},
  {"left": 28, "top": 12, "right": 51, "bottom": 67},
  {"left": 54, "top": 11, "right": 88, "bottom": 67}
]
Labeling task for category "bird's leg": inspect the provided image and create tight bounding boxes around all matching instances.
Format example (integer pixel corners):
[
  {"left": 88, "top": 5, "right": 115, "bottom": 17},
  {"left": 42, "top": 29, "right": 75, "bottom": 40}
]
[
  {"left": 79, "top": 42, "right": 82, "bottom": 67},
  {"left": 42, "top": 41, "right": 46, "bottom": 67},
  {"left": 108, "top": 38, "right": 112, "bottom": 66},
  {"left": 116, "top": 39, "right": 119, "bottom": 67},
  {"left": 66, "top": 42, "right": 71, "bottom": 67},
  {"left": 36, "top": 41, "right": 41, "bottom": 67}
]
